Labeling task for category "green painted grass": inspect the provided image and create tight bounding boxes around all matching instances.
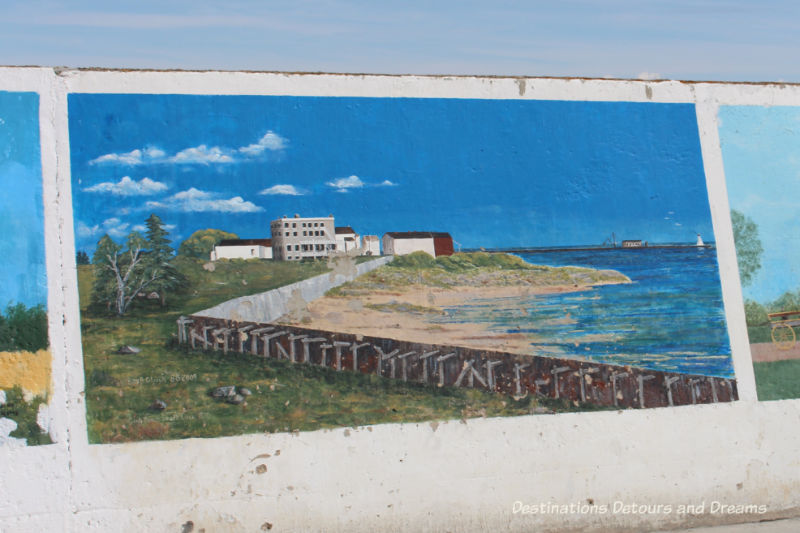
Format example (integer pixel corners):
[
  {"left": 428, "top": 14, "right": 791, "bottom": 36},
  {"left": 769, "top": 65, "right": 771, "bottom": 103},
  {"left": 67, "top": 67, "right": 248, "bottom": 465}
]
[
  {"left": 754, "top": 359, "right": 800, "bottom": 401},
  {"left": 78, "top": 257, "right": 607, "bottom": 443},
  {"left": 328, "top": 252, "right": 630, "bottom": 297},
  {"left": 0, "top": 386, "right": 52, "bottom": 445}
]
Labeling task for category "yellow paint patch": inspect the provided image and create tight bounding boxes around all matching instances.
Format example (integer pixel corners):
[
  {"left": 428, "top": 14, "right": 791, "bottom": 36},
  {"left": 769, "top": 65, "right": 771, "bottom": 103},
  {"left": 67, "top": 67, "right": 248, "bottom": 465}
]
[{"left": 0, "top": 349, "right": 51, "bottom": 396}]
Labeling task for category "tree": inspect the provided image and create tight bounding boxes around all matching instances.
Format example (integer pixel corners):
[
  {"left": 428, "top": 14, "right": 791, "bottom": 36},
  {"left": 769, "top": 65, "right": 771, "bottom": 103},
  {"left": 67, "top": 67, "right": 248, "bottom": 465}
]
[
  {"left": 178, "top": 229, "right": 238, "bottom": 259},
  {"left": 92, "top": 232, "right": 159, "bottom": 316},
  {"left": 91, "top": 235, "right": 121, "bottom": 312},
  {"left": 0, "top": 303, "right": 48, "bottom": 352},
  {"left": 76, "top": 251, "right": 90, "bottom": 265},
  {"left": 731, "top": 209, "right": 763, "bottom": 287},
  {"left": 144, "top": 214, "right": 186, "bottom": 306}
]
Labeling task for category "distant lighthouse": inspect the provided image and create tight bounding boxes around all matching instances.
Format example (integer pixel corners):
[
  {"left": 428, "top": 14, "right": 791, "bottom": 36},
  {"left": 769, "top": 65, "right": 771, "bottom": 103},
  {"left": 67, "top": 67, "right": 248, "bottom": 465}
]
[{"left": 696, "top": 233, "right": 705, "bottom": 247}]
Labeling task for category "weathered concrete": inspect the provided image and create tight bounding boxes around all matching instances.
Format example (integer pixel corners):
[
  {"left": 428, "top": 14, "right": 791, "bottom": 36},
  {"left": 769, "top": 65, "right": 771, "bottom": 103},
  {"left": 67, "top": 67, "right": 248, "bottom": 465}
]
[{"left": 1, "top": 67, "right": 800, "bottom": 533}]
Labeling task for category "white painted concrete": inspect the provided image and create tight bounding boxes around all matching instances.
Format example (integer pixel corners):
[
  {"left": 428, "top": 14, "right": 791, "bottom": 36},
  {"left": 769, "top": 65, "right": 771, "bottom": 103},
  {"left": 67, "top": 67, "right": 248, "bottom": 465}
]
[
  {"left": 194, "top": 255, "right": 393, "bottom": 323},
  {"left": 1, "top": 67, "right": 799, "bottom": 532}
]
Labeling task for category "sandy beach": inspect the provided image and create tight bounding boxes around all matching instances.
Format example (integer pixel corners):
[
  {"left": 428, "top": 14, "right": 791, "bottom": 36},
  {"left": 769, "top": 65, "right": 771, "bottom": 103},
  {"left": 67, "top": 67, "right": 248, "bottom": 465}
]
[{"left": 281, "top": 282, "right": 610, "bottom": 356}]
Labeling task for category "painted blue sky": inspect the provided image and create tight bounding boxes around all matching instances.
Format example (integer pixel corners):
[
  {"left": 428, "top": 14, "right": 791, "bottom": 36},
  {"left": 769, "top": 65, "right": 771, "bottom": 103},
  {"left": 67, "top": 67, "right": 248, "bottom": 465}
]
[
  {"left": 720, "top": 106, "right": 800, "bottom": 304},
  {"left": 3, "top": 1, "right": 800, "bottom": 82},
  {"left": 0, "top": 92, "right": 47, "bottom": 309},
  {"left": 69, "top": 94, "right": 713, "bottom": 254}
]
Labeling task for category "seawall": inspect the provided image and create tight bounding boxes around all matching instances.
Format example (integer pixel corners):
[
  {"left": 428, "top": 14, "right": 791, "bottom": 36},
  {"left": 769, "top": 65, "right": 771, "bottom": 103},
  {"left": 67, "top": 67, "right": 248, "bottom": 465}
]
[{"left": 193, "top": 255, "right": 393, "bottom": 323}]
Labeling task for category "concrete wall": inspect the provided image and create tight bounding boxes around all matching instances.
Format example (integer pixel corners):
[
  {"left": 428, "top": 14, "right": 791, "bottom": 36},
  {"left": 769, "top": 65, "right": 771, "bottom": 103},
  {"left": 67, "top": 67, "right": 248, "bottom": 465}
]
[
  {"left": 194, "top": 255, "right": 392, "bottom": 323},
  {"left": 1, "top": 67, "right": 800, "bottom": 532}
]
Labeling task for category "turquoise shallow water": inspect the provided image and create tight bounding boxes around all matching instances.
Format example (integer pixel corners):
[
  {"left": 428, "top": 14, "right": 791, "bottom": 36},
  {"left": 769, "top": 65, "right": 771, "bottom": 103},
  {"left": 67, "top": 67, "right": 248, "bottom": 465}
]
[{"left": 433, "top": 247, "right": 734, "bottom": 378}]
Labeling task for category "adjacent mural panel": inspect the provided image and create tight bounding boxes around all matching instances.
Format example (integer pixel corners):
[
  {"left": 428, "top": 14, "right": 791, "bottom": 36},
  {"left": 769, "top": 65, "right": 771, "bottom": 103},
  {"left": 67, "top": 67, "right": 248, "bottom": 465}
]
[
  {"left": 69, "top": 94, "right": 735, "bottom": 444},
  {"left": 0, "top": 91, "right": 52, "bottom": 446},
  {"left": 720, "top": 105, "right": 800, "bottom": 400}
]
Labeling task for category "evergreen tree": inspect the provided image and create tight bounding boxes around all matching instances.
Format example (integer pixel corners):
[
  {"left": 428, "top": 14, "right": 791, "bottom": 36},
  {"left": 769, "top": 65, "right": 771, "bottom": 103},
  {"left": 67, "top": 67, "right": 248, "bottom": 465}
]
[
  {"left": 76, "top": 251, "right": 90, "bottom": 265},
  {"left": 144, "top": 214, "right": 185, "bottom": 306},
  {"left": 91, "top": 235, "right": 121, "bottom": 312}
]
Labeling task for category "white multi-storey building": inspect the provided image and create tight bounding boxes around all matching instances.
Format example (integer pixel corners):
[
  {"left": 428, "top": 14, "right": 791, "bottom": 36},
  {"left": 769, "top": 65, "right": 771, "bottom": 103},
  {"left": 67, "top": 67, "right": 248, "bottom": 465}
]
[{"left": 270, "top": 214, "right": 336, "bottom": 261}]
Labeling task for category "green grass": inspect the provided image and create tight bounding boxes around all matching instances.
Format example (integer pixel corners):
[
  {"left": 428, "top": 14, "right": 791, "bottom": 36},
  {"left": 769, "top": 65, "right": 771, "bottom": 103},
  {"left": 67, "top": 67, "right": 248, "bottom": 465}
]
[
  {"left": 328, "top": 251, "right": 630, "bottom": 296},
  {"left": 0, "top": 386, "right": 52, "bottom": 445},
  {"left": 78, "top": 256, "right": 604, "bottom": 443},
  {"left": 754, "top": 359, "right": 800, "bottom": 401}
]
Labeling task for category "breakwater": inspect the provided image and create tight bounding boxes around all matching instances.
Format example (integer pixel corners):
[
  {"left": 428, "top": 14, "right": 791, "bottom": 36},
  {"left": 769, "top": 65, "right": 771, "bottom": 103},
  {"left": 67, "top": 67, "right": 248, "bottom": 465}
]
[{"left": 177, "top": 315, "right": 738, "bottom": 409}]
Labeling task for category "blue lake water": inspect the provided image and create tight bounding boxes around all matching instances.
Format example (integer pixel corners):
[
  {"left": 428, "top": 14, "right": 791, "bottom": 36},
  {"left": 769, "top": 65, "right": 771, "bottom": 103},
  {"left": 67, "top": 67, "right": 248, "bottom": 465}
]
[{"left": 434, "top": 247, "right": 734, "bottom": 378}]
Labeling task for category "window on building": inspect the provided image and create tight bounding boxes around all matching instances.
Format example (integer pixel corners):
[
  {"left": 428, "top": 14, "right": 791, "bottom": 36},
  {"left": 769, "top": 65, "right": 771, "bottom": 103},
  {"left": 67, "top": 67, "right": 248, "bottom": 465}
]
[
  {"left": 285, "top": 232, "right": 289, "bottom": 236},
  {"left": 293, "top": 232, "right": 297, "bottom": 236},
  {"left": 292, "top": 223, "right": 296, "bottom": 228},
  {"left": 295, "top": 245, "right": 300, "bottom": 251},
  {"left": 284, "top": 223, "right": 288, "bottom": 228},
  {"left": 302, "top": 231, "right": 306, "bottom": 236}
]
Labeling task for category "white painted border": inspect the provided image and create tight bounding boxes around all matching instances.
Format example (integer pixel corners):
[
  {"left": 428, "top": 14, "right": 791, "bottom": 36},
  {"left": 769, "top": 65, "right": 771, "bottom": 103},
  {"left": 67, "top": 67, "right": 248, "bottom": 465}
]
[
  {"left": 695, "top": 98, "right": 757, "bottom": 401},
  {"left": 0, "top": 67, "right": 70, "bottom": 530},
  {"left": 5, "top": 67, "right": 800, "bottom": 532}
]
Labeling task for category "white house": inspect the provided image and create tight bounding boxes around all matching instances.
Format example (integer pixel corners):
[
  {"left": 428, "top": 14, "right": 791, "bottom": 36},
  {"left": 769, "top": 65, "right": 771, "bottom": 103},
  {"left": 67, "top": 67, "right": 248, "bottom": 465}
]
[
  {"left": 382, "top": 232, "right": 454, "bottom": 257},
  {"left": 211, "top": 239, "right": 273, "bottom": 260},
  {"left": 361, "top": 235, "right": 381, "bottom": 256},
  {"left": 335, "top": 226, "right": 360, "bottom": 253}
]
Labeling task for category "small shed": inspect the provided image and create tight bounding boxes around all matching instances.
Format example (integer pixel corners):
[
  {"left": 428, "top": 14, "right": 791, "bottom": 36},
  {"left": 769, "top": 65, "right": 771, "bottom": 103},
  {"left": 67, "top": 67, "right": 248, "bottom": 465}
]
[
  {"left": 382, "top": 232, "right": 454, "bottom": 257},
  {"left": 211, "top": 238, "right": 273, "bottom": 260},
  {"left": 335, "top": 226, "right": 360, "bottom": 253}
]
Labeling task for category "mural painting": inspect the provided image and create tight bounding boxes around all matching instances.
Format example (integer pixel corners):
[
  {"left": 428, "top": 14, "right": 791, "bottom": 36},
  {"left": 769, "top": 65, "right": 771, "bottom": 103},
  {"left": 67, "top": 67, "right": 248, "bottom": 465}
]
[
  {"left": 720, "top": 105, "right": 800, "bottom": 400},
  {"left": 69, "top": 94, "right": 736, "bottom": 444},
  {"left": 0, "top": 91, "right": 52, "bottom": 447}
]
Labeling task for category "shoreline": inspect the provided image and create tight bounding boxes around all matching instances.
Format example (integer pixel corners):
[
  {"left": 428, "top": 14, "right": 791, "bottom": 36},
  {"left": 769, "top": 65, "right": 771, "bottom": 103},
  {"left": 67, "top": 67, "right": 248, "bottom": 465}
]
[{"left": 280, "top": 282, "right": 609, "bottom": 357}]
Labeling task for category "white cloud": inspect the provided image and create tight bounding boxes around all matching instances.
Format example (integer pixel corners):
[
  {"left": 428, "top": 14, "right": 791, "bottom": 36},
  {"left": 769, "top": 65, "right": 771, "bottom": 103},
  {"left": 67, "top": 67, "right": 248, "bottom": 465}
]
[
  {"left": 77, "top": 217, "right": 131, "bottom": 239},
  {"left": 326, "top": 175, "right": 365, "bottom": 192},
  {"left": 90, "top": 149, "right": 144, "bottom": 165},
  {"left": 239, "top": 131, "right": 287, "bottom": 155},
  {"left": 379, "top": 180, "right": 397, "bottom": 186},
  {"left": 133, "top": 223, "right": 176, "bottom": 232},
  {"left": 83, "top": 176, "right": 168, "bottom": 196},
  {"left": 76, "top": 221, "right": 99, "bottom": 238},
  {"left": 87, "top": 131, "right": 286, "bottom": 167},
  {"left": 89, "top": 147, "right": 166, "bottom": 166},
  {"left": 146, "top": 187, "right": 263, "bottom": 213},
  {"left": 259, "top": 184, "right": 304, "bottom": 196},
  {"left": 169, "top": 145, "right": 234, "bottom": 164}
]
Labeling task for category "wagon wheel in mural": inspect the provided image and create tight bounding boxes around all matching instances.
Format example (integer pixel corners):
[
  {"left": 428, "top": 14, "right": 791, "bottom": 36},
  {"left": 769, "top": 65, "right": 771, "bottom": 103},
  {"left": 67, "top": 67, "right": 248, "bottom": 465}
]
[{"left": 771, "top": 323, "right": 796, "bottom": 350}]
